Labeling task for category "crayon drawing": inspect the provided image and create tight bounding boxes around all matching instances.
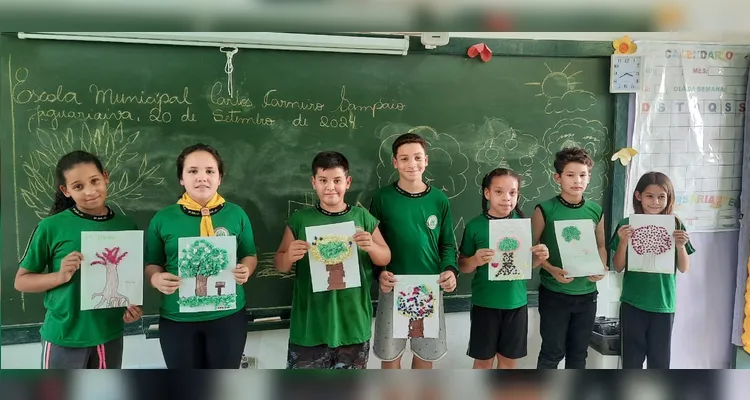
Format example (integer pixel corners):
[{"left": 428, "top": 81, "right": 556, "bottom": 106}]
[
  {"left": 488, "top": 218, "right": 533, "bottom": 281},
  {"left": 305, "top": 221, "right": 361, "bottom": 293},
  {"left": 81, "top": 230, "right": 144, "bottom": 311},
  {"left": 178, "top": 236, "right": 237, "bottom": 313},
  {"left": 554, "top": 219, "right": 605, "bottom": 277},
  {"left": 393, "top": 275, "right": 441, "bottom": 339},
  {"left": 628, "top": 214, "right": 675, "bottom": 274}
]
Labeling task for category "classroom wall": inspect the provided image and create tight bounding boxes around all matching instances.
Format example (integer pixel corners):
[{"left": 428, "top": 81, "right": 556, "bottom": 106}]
[{"left": 2, "top": 31, "right": 748, "bottom": 369}]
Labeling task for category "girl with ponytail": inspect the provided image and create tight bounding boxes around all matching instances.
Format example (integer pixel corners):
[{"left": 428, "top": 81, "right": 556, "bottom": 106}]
[
  {"left": 458, "top": 168, "right": 549, "bottom": 369},
  {"left": 15, "top": 150, "right": 142, "bottom": 369}
]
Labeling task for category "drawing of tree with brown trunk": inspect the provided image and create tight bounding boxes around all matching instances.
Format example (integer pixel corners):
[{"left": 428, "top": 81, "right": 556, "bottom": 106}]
[
  {"left": 397, "top": 285, "right": 436, "bottom": 338},
  {"left": 630, "top": 225, "right": 672, "bottom": 272},
  {"left": 90, "top": 247, "right": 130, "bottom": 309},
  {"left": 309, "top": 235, "right": 354, "bottom": 290},
  {"left": 179, "top": 239, "right": 229, "bottom": 297}
]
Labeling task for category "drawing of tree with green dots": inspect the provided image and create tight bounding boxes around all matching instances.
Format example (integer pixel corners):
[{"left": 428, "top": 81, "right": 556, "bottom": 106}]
[
  {"left": 492, "top": 236, "right": 522, "bottom": 279},
  {"left": 177, "top": 237, "right": 237, "bottom": 312},
  {"left": 561, "top": 226, "right": 582, "bottom": 242}
]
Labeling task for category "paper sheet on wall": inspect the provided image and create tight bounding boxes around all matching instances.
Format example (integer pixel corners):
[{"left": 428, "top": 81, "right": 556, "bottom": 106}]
[{"left": 625, "top": 42, "right": 750, "bottom": 232}]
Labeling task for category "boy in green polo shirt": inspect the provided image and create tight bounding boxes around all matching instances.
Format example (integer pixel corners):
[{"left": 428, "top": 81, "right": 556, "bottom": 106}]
[
  {"left": 274, "top": 151, "right": 391, "bottom": 369},
  {"left": 530, "top": 147, "right": 608, "bottom": 369},
  {"left": 370, "top": 132, "right": 459, "bottom": 369}
]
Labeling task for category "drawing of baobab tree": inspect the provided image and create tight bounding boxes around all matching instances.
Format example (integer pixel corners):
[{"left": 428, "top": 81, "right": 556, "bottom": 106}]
[
  {"left": 90, "top": 247, "right": 130, "bottom": 309},
  {"left": 309, "top": 235, "right": 354, "bottom": 290},
  {"left": 20, "top": 121, "right": 165, "bottom": 219},
  {"left": 474, "top": 118, "right": 545, "bottom": 203},
  {"left": 397, "top": 284, "right": 436, "bottom": 338},
  {"left": 630, "top": 225, "right": 672, "bottom": 272},
  {"left": 492, "top": 237, "right": 522, "bottom": 280},
  {"left": 376, "top": 123, "right": 470, "bottom": 199},
  {"left": 542, "top": 118, "right": 611, "bottom": 201},
  {"left": 178, "top": 238, "right": 236, "bottom": 310}
]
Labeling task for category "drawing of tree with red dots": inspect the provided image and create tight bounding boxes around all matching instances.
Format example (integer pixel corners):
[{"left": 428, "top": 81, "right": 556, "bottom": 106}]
[
  {"left": 630, "top": 225, "right": 672, "bottom": 272},
  {"left": 90, "top": 247, "right": 130, "bottom": 309},
  {"left": 396, "top": 284, "right": 436, "bottom": 338}
]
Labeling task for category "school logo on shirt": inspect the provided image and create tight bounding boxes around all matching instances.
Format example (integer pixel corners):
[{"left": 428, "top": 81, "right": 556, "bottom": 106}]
[
  {"left": 426, "top": 215, "right": 438, "bottom": 230},
  {"left": 214, "top": 227, "right": 229, "bottom": 236}
]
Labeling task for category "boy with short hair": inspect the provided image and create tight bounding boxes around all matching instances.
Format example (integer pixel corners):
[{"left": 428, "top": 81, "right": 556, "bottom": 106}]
[
  {"left": 530, "top": 147, "right": 608, "bottom": 369},
  {"left": 370, "top": 132, "right": 458, "bottom": 369},
  {"left": 274, "top": 151, "right": 391, "bottom": 369}
]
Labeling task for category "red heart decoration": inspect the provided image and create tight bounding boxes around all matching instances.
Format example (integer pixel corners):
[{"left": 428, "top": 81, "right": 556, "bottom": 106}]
[
  {"left": 491, "top": 262, "right": 499, "bottom": 268},
  {"left": 468, "top": 43, "right": 492, "bottom": 62}
]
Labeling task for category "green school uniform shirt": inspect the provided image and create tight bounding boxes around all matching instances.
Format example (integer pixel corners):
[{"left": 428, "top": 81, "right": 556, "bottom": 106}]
[
  {"left": 19, "top": 206, "right": 138, "bottom": 347},
  {"left": 609, "top": 216, "right": 696, "bottom": 313},
  {"left": 369, "top": 183, "right": 457, "bottom": 275},
  {"left": 459, "top": 211, "right": 528, "bottom": 310},
  {"left": 145, "top": 202, "right": 257, "bottom": 322},
  {"left": 286, "top": 204, "right": 378, "bottom": 348},
  {"left": 536, "top": 196, "right": 603, "bottom": 295}
]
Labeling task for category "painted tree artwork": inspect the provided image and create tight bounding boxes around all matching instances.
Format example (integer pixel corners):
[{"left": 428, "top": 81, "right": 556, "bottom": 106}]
[
  {"left": 554, "top": 219, "right": 605, "bottom": 277},
  {"left": 628, "top": 214, "right": 676, "bottom": 274},
  {"left": 81, "top": 231, "right": 144, "bottom": 311},
  {"left": 392, "top": 275, "right": 441, "bottom": 339},
  {"left": 305, "top": 221, "right": 361, "bottom": 293},
  {"left": 488, "top": 219, "right": 533, "bottom": 281},
  {"left": 177, "top": 236, "right": 237, "bottom": 313}
]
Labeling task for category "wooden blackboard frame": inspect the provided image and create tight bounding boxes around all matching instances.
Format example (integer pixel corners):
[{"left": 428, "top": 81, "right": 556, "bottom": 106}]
[{"left": 1, "top": 36, "right": 629, "bottom": 345}]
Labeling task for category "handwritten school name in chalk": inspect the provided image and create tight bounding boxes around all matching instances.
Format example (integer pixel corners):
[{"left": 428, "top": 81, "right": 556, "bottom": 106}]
[{"left": 208, "top": 81, "right": 406, "bottom": 130}]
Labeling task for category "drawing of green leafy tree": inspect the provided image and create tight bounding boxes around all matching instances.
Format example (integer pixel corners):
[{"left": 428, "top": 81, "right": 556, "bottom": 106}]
[
  {"left": 561, "top": 226, "right": 582, "bottom": 242},
  {"left": 20, "top": 121, "right": 165, "bottom": 219}
]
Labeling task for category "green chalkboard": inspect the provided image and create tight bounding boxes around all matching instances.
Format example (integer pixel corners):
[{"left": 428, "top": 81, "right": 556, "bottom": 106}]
[{"left": 1, "top": 34, "right": 625, "bottom": 336}]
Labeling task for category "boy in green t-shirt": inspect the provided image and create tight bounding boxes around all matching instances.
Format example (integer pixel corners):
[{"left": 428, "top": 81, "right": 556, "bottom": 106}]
[
  {"left": 370, "top": 132, "right": 459, "bottom": 369},
  {"left": 530, "top": 147, "right": 608, "bottom": 369},
  {"left": 274, "top": 151, "right": 391, "bottom": 369}
]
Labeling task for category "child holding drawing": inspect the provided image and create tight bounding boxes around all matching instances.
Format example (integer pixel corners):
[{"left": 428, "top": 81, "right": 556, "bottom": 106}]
[
  {"left": 459, "top": 168, "right": 549, "bottom": 369},
  {"left": 531, "top": 147, "right": 608, "bottom": 369},
  {"left": 14, "top": 150, "right": 142, "bottom": 369},
  {"left": 145, "top": 143, "right": 258, "bottom": 369},
  {"left": 610, "top": 171, "right": 694, "bottom": 369},
  {"left": 274, "top": 151, "right": 390, "bottom": 369}
]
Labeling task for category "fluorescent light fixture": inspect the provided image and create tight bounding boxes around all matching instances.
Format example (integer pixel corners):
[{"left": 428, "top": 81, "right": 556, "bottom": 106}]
[{"left": 17, "top": 32, "right": 410, "bottom": 56}]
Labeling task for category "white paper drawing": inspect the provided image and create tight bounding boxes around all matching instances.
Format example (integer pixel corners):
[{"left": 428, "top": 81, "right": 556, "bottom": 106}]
[
  {"left": 628, "top": 214, "right": 676, "bottom": 274},
  {"left": 392, "top": 275, "right": 441, "bottom": 339},
  {"left": 177, "top": 236, "right": 237, "bottom": 313},
  {"left": 81, "top": 230, "right": 144, "bottom": 311},
  {"left": 554, "top": 219, "right": 605, "bottom": 278},
  {"left": 305, "top": 221, "right": 361, "bottom": 293},
  {"left": 488, "top": 218, "right": 533, "bottom": 281}
]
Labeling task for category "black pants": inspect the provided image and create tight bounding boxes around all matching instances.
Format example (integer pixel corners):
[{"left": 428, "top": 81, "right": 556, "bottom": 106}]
[
  {"left": 159, "top": 309, "right": 247, "bottom": 369},
  {"left": 620, "top": 301, "right": 674, "bottom": 369},
  {"left": 536, "top": 285, "right": 597, "bottom": 369}
]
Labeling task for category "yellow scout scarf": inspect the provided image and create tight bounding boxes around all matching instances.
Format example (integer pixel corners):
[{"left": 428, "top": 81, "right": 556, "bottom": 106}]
[{"left": 177, "top": 192, "right": 225, "bottom": 236}]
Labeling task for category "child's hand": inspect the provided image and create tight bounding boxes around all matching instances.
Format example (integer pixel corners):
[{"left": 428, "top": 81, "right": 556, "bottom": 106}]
[
  {"left": 674, "top": 230, "right": 689, "bottom": 248},
  {"left": 548, "top": 266, "right": 573, "bottom": 284},
  {"left": 531, "top": 244, "right": 549, "bottom": 261},
  {"left": 123, "top": 305, "right": 143, "bottom": 323},
  {"left": 151, "top": 272, "right": 180, "bottom": 295},
  {"left": 379, "top": 271, "right": 397, "bottom": 293},
  {"left": 587, "top": 272, "right": 606, "bottom": 282},
  {"left": 617, "top": 225, "right": 633, "bottom": 242},
  {"left": 233, "top": 264, "right": 250, "bottom": 284},
  {"left": 57, "top": 251, "right": 83, "bottom": 285},
  {"left": 353, "top": 231, "right": 374, "bottom": 253},
  {"left": 438, "top": 270, "right": 457, "bottom": 292},
  {"left": 286, "top": 240, "right": 310, "bottom": 263},
  {"left": 471, "top": 249, "right": 495, "bottom": 266}
]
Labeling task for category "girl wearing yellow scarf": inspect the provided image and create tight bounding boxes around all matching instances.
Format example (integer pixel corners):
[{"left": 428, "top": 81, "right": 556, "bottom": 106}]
[{"left": 144, "top": 144, "right": 258, "bottom": 369}]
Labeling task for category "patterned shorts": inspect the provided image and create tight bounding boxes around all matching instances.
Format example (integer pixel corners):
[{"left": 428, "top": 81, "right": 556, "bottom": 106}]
[{"left": 286, "top": 341, "right": 370, "bottom": 369}]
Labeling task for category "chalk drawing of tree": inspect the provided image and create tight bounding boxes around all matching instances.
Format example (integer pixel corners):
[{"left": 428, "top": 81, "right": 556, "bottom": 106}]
[
  {"left": 630, "top": 225, "right": 672, "bottom": 272},
  {"left": 542, "top": 118, "right": 611, "bottom": 201},
  {"left": 178, "top": 239, "right": 235, "bottom": 309},
  {"left": 396, "top": 284, "right": 436, "bottom": 338},
  {"left": 492, "top": 237, "right": 522, "bottom": 279},
  {"left": 20, "top": 121, "right": 165, "bottom": 219},
  {"left": 376, "top": 123, "right": 469, "bottom": 199},
  {"left": 90, "top": 247, "right": 130, "bottom": 309},
  {"left": 309, "top": 234, "right": 354, "bottom": 290}
]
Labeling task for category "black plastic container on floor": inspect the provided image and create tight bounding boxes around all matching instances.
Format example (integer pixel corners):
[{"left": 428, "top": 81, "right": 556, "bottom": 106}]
[{"left": 590, "top": 316, "right": 620, "bottom": 356}]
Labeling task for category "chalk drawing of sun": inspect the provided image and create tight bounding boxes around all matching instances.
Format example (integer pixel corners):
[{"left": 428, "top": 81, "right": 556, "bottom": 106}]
[{"left": 525, "top": 63, "right": 597, "bottom": 114}]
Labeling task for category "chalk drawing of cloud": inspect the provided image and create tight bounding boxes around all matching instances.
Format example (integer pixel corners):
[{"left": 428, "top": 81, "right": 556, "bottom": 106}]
[{"left": 545, "top": 90, "right": 597, "bottom": 114}]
